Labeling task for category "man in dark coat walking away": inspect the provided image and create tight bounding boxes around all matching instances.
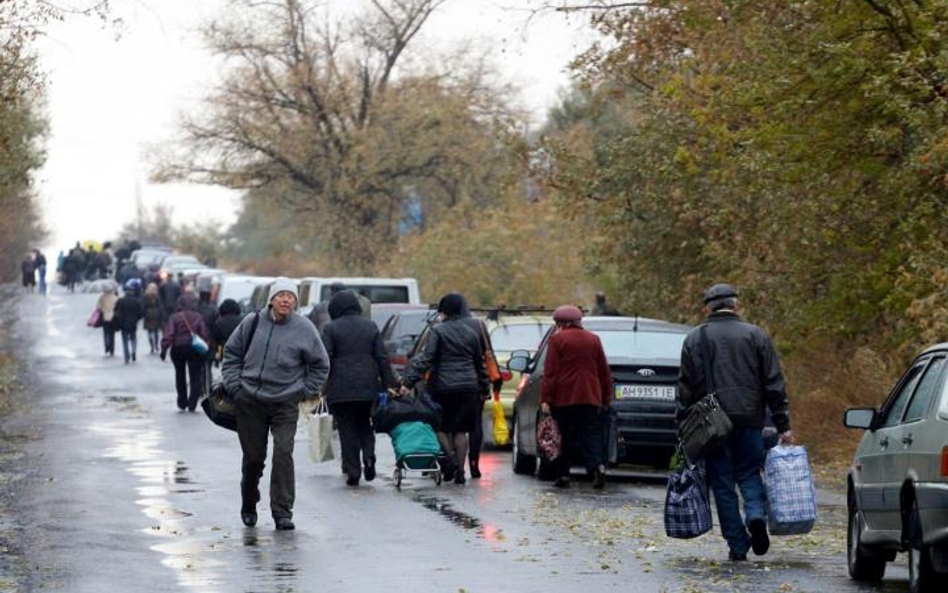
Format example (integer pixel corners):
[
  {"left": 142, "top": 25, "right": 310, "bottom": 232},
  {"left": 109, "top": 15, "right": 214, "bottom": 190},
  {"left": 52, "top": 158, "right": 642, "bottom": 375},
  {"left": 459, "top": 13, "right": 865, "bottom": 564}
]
[
  {"left": 322, "top": 290, "right": 398, "bottom": 486},
  {"left": 114, "top": 281, "right": 145, "bottom": 363},
  {"left": 159, "top": 275, "right": 183, "bottom": 320},
  {"left": 539, "top": 305, "right": 613, "bottom": 489},
  {"left": 222, "top": 278, "right": 330, "bottom": 531},
  {"left": 677, "top": 283, "right": 794, "bottom": 562},
  {"left": 212, "top": 299, "right": 243, "bottom": 362}
]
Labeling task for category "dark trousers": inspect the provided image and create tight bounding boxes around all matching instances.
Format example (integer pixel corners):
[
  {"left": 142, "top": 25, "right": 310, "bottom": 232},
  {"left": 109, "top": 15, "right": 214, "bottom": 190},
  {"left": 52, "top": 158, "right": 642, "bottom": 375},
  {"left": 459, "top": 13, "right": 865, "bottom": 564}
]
[
  {"left": 120, "top": 329, "right": 137, "bottom": 362},
  {"left": 331, "top": 401, "right": 376, "bottom": 480},
  {"left": 469, "top": 397, "right": 486, "bottom": 463},
  {"left": 550, "top": 405, "right": 604, "bottom": 478},
  {"left": 102, "top": 326, "right": 115, "bottom": 355},
  {"left": 170, "top": 346, "right": 204, "bottom": 410},
  {"left": 705, "top": 426, "right": 766, "bottom": 555},
  {"left": 236, "top": 398, "right": 299, "bottom": 519}
]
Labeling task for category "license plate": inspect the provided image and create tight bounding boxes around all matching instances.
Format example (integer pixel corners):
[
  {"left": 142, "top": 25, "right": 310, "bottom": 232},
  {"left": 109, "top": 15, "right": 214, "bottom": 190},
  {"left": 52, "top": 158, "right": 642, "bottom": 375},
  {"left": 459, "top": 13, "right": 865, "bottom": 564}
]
[{"left": 615, "top": 384, "right": 675, "bottom": 401}]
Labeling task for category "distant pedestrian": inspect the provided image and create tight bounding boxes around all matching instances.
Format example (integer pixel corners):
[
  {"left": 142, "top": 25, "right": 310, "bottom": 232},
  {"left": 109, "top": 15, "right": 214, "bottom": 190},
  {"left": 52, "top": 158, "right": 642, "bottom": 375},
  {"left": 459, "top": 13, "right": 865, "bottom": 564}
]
[
  {"left": 677, "top": 284, "right": 794, "bottom": 562},
  {"left": 539, "top": 305, "right": 612, "bottom": 489},
  {"left": 307, "top": 282, "right": 370, "bottom": 333},
  {"left": 401, "top": 292, "right": 488, "bottom": 484},
  {"left": 222, "top": 278, "right": 330, "bottom": 530},
  {"left": 33, "top": 249, "right": 47, "bottom": 295},
  {"left": 142, "top": 283, "right": 164, "bottom": 355},
  {"left": 159, "top": 275, "right": 182, "bottom": 320},
  {"left": 322, "top": 290, "right": 397, "bottom": 486},
  {"left": 20, "top": 254, "right": 35, "bottom": 293},
  {"left": 591, "top": 292, "right": 620, "bottom": 316},
  {"left": 160, "top": 296, "right": 209, "bottom": 412},
  {"left": 212, "top": 299, "right": 243, "bottom": 363},
  {"left": 197, "top": 287, "right": 220, "bottom": 394},
  {"left": 114, "top": 281, "right": 145, "bottom": 364},
  {"left": 95, "top": 286, "right": 119, "bottom": 357}
]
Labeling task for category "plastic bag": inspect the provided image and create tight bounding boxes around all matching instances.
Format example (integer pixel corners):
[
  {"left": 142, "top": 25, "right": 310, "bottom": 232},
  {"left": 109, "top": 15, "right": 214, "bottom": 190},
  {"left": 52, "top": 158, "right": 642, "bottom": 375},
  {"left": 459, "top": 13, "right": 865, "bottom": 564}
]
[
  {"left": 492, "top": 399, "right": 510, "bottom": 446},
  {"left": 664, "top": 459, "right": 712, "bottom": 539},
  {"left": 764, "top": 445, "right": 817, "bottom": 535},
  {"left": 87, "top": 308, "right": 102, "bottom": 328},
  {"left": 302, "top": 399, "right": 335, "bottom": 463}
]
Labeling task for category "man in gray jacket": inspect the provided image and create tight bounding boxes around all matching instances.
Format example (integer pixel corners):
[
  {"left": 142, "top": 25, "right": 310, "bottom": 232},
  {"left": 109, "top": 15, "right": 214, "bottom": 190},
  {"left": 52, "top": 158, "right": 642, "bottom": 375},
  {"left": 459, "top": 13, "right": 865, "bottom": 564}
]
[
  {"left": 677, "top": 283, "right": 794, "bottom": 562},
  {"left": 222, "top": 277, "right": 330, "bottom": 530}
]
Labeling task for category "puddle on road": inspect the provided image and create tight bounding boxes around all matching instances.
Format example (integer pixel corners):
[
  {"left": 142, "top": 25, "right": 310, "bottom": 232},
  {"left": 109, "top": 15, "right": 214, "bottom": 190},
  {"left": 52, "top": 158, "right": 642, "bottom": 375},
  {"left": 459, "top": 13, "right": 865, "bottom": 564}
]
[{"left": 412, "top": 494, "right": 506, "bottom": 543}]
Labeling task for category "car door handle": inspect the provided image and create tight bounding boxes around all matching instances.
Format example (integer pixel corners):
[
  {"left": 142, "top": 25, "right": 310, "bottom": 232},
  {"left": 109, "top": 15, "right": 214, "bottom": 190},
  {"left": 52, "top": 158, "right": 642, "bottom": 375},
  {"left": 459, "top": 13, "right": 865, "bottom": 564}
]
[
  {"left": 879, "top": 437, "right": 889, "bottom": 448},
  {"left": 902, "top": 434, "right": 914, "bottom": 446}
]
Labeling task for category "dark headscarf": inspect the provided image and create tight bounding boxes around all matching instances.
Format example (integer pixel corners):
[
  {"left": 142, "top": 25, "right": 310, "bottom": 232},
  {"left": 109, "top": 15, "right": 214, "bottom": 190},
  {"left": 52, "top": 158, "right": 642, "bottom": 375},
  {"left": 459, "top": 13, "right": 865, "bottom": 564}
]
[
  {"left": 437, "top": 293, "right": 467, "bottom": 319},
  {"left": 218, "top": 298, "right": 241, "bottom": 316},
  {"left": 328, "top": 290, "right": 362, "bottom": 320}
]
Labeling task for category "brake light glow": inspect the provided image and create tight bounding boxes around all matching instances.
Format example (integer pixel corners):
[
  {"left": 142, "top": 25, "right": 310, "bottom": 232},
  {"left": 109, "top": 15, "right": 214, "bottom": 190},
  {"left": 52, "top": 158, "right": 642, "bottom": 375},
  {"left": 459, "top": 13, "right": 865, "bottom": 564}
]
[
  {"left": 942, "top": 446, "right": 948, "bottom": 477},
  {"left": 500, "top": 370, "right": 512, "bottom": 382},
  {"left": 391, "top": 357, "right": 407, "bottom": 365}
]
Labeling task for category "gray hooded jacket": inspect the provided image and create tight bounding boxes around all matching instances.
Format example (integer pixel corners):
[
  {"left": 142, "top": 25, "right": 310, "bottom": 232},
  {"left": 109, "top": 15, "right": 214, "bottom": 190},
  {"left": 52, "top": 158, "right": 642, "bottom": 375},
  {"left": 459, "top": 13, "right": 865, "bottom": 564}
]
[{"left": 222, "top": 309, "right": 330, "bottom": 405}]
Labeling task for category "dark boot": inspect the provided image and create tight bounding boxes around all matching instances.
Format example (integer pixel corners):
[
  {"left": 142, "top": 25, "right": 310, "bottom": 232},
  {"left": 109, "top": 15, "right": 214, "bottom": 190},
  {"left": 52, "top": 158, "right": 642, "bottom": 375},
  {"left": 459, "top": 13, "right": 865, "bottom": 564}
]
[
  {"left": 363, "top": 457, "right": 376, "bottom": 482},
  {"left": 469, "top": 457, "right": 481, "bottom": 479}
]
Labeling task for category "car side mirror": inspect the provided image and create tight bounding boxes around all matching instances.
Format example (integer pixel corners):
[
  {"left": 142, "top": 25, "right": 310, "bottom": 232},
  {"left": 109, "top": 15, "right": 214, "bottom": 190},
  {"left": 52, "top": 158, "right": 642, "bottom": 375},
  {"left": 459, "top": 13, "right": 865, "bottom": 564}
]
[
  {"left": 843, "top": 407, "right": 876, "bottom": 430},
  {"left": 507, "top": 351, "right": 531, "bottom": 373}
]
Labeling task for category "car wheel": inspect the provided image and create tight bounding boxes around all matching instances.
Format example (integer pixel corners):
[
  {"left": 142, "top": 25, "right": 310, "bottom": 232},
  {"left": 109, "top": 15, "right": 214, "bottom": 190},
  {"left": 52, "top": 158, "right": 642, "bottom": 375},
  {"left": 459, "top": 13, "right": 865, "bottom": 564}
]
[
  {"left": 908, "top": 497, "right": 945, "bottom": 593},
  {"left": 847, "top": 492, "right": 886, "bottom": 582},
  {"left": 511, "top": 416, "right": 537, "bottom": 475}
]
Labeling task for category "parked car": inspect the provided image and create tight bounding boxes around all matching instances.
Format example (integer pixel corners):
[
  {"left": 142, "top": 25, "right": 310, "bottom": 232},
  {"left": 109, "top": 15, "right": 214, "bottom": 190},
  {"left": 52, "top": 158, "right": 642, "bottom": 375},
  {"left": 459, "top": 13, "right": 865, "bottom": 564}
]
[
  {"left": 844, "top": 343, "right": 948, "bottom": 591},
  {"left": 158, "top": 255, "right": 205, "bottom": 281},
  {"left": 298, "top": 277, "right": 422, "bottom": 316},
  {"left": 372, "top": 303, "right": 429, "bottom": 332},
  {"left": 405, "top": 308, "right": 553, "bottom": 445},
  {"left": 380, "top": 307, "right": 437, "bottom": 375},
  {"left": 215, "top": 275, "right": 274, "bottom": 309},
  {"left": 507, "top": 316, "right": 690, "bottom": 476}
]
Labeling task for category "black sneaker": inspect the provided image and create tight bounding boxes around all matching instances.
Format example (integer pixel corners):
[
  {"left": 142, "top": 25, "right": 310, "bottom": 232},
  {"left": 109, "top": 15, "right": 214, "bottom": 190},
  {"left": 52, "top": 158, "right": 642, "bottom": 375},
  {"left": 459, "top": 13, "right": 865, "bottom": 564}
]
[
  {"left": 469, "top": 460, "right": 481, "bottom": 479},
  {"left": 275, "top": 517, "right": 295, "bottom": 531},
  {"left": 748, "top": 519, "right": 770, "bottom": 556},
  {"left": 363, "top": 461, "right": 376, "bottom": 482},
  {"left": 346, "top": 476, "right": 359, "bottom": 487},
  {"left": 454, "top": 471, "right": 466, "bottom": 485},
  {"left": 241, "top": 511, "right": 257, "bottom": 527},
  {"left": 728, "top": 550, "right": 747, "bottom": 562}
]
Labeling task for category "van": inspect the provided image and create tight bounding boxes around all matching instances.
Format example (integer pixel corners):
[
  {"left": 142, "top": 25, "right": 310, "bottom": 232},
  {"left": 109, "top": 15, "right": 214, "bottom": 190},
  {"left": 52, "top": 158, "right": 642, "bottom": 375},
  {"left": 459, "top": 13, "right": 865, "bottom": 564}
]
[{"left": 298, "top": 277, "right": 421, "bottom": 314}]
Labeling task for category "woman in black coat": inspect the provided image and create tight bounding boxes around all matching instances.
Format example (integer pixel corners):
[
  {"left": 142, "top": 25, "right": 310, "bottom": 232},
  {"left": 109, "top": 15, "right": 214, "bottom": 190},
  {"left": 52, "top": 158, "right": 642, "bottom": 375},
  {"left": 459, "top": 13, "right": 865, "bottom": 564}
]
[
  {"left": 322, "top": 290, "right": 397, "bottom": 486},
  {"left": 402, "top": 293, "right": 488, "bottom": 484}
]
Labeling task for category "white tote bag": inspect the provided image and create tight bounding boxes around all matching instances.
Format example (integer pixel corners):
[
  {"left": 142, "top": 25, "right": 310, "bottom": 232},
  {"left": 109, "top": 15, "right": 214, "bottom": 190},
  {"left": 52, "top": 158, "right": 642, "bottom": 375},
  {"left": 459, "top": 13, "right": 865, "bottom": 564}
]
[{"left": 302, "top": 399, "right": 335, "bottom": 463}]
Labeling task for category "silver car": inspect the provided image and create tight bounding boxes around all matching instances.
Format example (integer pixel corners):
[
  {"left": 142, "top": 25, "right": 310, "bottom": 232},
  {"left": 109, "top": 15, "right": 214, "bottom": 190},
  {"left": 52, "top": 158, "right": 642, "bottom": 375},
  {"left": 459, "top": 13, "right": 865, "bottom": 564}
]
[{"left": 844, "top": 343, "right": 948, "bottom": 592}]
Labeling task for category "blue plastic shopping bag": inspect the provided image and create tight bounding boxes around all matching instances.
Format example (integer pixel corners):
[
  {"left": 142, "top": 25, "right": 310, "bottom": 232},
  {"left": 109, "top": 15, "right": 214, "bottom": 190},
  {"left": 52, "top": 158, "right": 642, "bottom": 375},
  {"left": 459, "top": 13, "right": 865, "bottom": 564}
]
[{"left": 764, "top": 445, "right": 817, "bottom": 535}]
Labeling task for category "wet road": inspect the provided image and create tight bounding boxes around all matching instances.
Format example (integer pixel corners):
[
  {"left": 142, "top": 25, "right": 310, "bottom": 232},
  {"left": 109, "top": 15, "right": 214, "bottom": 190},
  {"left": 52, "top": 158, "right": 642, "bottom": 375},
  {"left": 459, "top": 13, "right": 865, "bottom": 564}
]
[{"left": 6, "top": 290, "right": 914, "bottom": 592}]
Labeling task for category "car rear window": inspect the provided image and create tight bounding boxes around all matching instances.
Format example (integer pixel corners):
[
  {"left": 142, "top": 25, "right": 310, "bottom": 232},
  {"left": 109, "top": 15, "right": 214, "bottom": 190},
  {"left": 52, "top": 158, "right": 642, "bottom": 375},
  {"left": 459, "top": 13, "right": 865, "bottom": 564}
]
[
  {"left": 490, "top": 323, "right": 552, "bottom": 352},
  {"left": 320, "top": 285, "right": 409, "bottom": 303},
  {"left": 591, "top": 329, "right": 686, "bottom": 360},
  {"left": 392, "top": 312, "right": 429, "bottom": 340}
]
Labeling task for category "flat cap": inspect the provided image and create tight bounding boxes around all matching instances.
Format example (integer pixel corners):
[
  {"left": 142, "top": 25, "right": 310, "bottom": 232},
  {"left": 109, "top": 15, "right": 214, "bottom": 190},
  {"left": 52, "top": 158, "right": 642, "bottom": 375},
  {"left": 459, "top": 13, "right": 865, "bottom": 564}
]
[{"left": 703, "top": 283, "right": 739, "bottom": 304}]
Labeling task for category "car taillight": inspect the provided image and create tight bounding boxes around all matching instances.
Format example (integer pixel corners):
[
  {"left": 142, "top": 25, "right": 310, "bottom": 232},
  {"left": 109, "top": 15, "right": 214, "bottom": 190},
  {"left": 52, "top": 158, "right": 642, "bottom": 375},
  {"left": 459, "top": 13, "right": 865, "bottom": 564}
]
[
  {"left": 391, "top": 357, "right": 407, "bottom": 365},
  {"left": 942, "top": 446, "right": 948, "bottom": 477},
  {"left": 500, "top": 370, "right": 512, "bottom": 382}
]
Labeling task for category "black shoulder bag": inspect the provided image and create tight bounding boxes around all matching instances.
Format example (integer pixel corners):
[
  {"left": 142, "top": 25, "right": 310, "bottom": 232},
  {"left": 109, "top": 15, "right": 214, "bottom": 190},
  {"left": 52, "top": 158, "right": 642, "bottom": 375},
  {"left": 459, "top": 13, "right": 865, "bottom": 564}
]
[
  {"left": 202, "top": 312, "right": 260, "bottom": 431},
  {"left": 679, "top": 325, "right": 733, "bottom": 463}
]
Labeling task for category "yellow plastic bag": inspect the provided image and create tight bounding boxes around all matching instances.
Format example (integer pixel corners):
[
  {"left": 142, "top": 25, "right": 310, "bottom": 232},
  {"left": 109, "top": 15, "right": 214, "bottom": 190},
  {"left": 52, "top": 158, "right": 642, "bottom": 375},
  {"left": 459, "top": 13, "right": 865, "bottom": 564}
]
[{"left": 492, "top": 398, "right": 510, "bottom": 446}]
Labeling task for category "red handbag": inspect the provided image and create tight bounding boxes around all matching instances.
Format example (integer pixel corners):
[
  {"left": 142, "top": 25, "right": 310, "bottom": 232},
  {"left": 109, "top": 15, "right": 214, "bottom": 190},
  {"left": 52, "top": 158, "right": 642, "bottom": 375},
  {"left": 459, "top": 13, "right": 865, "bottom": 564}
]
[{"left": 536, "top": 413, "right": 562, "bottom": 462}]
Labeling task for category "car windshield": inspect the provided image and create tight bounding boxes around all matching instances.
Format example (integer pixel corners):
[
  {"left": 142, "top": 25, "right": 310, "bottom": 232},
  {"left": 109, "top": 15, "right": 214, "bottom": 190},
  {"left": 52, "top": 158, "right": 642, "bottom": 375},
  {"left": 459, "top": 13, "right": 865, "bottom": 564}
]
[
  {"left": 591, "top": 329, "right": 686, "bottom": 361},
  {"left": 320, "top": 285, "right": 409, "bottom": 303},
  {"left": 164, "top": 256, "right": 200, "bottom": 266},
  {"left": 491, "top": 323, "right": 552, "bottom": 352}
]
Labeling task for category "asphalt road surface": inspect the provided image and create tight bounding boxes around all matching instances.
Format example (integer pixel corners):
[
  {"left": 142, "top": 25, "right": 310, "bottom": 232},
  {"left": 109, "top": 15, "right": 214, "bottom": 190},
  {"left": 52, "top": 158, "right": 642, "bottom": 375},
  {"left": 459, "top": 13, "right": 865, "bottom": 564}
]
[{"left": 0, "top": 289, "right": 915, "bottom": 592}]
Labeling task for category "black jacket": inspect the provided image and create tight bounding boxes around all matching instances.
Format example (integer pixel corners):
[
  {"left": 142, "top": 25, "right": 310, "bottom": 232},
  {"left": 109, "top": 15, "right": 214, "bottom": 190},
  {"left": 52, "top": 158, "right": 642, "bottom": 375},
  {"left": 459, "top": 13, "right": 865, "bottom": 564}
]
[
  {"left": 198, "top": 300, "right": 220, "bottom": 345},
  {"left": 321, "top": 291, "right": 397, "bottom": 405},
  {"left": 677, "top": 311, "right": 791, "bottom": 433},
  {"left": 114, "top": 295, "right": 145, "bottom": 332},
  {"left": 213, "top": 313, "right": 243, "bottom": 348},
  {"left": 404, "top": 315, "right": 489, "bottom": 397}
]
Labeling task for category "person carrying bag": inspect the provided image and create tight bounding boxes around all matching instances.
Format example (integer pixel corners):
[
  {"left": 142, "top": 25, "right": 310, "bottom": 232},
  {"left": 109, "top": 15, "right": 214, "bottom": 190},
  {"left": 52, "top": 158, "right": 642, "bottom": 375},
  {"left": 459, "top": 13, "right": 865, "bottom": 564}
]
[{"left": 676, "top": 283, "right": 794, "bottom": 562}]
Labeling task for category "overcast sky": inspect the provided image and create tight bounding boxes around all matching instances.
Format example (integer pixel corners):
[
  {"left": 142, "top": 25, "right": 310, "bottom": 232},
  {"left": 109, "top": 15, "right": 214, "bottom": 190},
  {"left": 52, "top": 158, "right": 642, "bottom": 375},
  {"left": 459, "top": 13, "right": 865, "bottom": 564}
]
[{"left": 36, "top": 0, "right": 596, "bottom": 251}]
